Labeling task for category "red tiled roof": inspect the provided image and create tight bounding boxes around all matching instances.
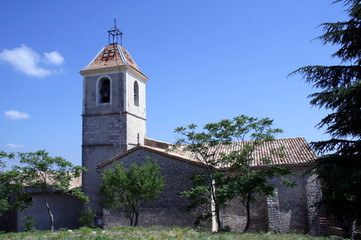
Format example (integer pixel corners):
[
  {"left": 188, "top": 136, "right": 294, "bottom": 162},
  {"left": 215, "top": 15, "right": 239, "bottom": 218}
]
[
  {"left": 80, "top": 44, "right": 146, "bottom": 78},
  {"left": 98, "top": 137, "right": 316, "bottom": 169},
  {"left": 171, "top": 137, "right": 316, "bottom": 167},
  {"left": 22, "top": 174, "right": 82, "bottom": 193}
]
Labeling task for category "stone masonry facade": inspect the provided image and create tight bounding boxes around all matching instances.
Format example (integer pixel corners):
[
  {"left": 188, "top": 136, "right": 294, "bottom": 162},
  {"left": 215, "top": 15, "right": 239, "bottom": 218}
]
[
  {"left": 100, "top": 147, "right": 321, "bottom": 233},
  {"left": 101, "top": 149, "right": 206, "bottom": 228},
  {"left": 81, "top": 58, "right": 147, "bottom": 214},
  {"left": 79, "top": 42, "right": 322, "bottom": 234}
]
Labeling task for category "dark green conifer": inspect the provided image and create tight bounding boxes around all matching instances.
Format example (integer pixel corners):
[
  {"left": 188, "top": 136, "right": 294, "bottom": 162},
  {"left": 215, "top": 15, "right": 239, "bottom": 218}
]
[{"left": 292, "top": 1, "right": 361, "bottom": 237}]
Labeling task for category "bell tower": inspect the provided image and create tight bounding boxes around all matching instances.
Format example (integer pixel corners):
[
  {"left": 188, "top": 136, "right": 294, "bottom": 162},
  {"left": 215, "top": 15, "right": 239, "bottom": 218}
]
[{"left": 80, "top": 21, "right": 148, "bottom": 213}]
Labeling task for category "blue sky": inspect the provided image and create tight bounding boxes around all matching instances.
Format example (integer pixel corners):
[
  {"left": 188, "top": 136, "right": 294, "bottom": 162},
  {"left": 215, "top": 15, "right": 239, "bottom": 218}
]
[{"left": 0, "top": 1, "right": 347, "bottom": 166}]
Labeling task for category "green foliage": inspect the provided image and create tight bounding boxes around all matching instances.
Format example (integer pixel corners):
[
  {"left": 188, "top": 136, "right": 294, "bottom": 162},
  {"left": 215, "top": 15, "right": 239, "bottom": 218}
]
[
  {"left": 100, "top": 158, "right": 165, "bottom": 227},
  {"left": 78, "top": 226, "right": 99, "bottom": 234},
  {"left": 0, "top": 152, "right": 32, "bottom": 215},
  {"left": 21, "top": 216, "right": 36, "bottom": 232},
  {"left": 11, "top": 150, "right": 88, "bottom": 231},
  {"left": 78, "top": 208, "right": 96, "bottom": 228},
  {"left": 0, "top": 227, "right": 331, "bottom": 240},
  {"left": 291, "top": 0, "right": 361, "bottom": 237},
  {"left": 174, "top": 115, "right": 292, "bottom": 232},
  {"left": 181, "top": 171, "right": 232, "bottom": 227},
  {"left": 312, "top": 155, "right": 361, "bottom": 236},
  {"left": 14, "top": 150, "right": 88, "bottom": 201}
]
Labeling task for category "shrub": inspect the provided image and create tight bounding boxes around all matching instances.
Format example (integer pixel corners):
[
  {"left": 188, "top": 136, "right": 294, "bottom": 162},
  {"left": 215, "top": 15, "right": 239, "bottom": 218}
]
[
  {"left": 21, "top": 216, "right": 36, "bottom": 232},
  {"left": 78, "top": 208, "right": 96, "bottom": 228}
]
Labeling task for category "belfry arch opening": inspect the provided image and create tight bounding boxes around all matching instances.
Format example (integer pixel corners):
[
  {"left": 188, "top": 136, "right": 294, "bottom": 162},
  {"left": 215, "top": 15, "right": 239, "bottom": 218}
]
[
  {"left": 134, "top": 81, "right": 139, "bottom": 107},
  {"left": 99, "top": 77, "right": 111, "bottom": 104}
]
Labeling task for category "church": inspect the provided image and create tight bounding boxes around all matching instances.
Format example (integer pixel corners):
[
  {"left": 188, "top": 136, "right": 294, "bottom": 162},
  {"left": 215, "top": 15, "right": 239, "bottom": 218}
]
[{"left": 11, "top": 24, "right": 323, "bottom": 234}]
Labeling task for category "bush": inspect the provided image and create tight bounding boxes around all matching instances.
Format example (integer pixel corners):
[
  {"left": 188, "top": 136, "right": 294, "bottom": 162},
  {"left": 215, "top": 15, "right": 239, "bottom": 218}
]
[
  {"left": 78, "top": 208, "right": 96, "bottom": 228},
  {"left": 21, "top": 216, "right": 36, "bottom": 232}
]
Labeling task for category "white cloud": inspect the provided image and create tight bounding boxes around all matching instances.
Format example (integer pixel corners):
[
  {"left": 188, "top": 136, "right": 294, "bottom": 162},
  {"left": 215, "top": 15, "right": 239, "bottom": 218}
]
[
  {"left": 43, "top": 51, "right": 64, "bottom": 65},
  {"left": 4, "top": 110, "right": 30, "bottom": 119},
  {"left": 0, "top": 45, "right": 64, "bottom": 78},
  {"left": 6, "top": 143, "right": 26, "bottom": 149}
]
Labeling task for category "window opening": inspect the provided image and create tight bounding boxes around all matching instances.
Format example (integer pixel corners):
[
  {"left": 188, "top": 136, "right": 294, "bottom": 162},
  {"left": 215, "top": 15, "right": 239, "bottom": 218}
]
[
  {"left": 99, "top": 78, "right": 111, "bottom": 103},
  {"left": 134, "top": 81, "right": 139, "bottom": 107}
]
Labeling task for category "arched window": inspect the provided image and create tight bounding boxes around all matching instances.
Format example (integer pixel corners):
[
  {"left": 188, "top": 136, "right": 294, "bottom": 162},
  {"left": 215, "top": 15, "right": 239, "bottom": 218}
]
[
  {"left": 99, "top": 78, "right": 111, "bottom": 104},
  {"left": 134, "top": 81, "right": 139, "bottom": 107}
]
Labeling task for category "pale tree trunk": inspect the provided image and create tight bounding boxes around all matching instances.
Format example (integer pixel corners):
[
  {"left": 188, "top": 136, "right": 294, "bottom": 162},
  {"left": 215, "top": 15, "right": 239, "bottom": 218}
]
[
  {"left": 211, "top": 179, "right": 219, "bottom": 232},
  {"left": 44, "top": 193, "right": 55, "bottom": 231}
]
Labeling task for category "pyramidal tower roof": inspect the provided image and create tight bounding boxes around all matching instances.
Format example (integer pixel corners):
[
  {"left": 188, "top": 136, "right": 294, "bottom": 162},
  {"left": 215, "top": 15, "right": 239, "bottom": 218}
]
[{"left": 80, "top": 20, "right": 147, "bottom": 80}]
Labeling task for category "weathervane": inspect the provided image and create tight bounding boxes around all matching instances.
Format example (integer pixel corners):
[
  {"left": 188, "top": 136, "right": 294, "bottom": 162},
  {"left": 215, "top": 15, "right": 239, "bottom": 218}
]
[{"left": 108, "top": 19, "right": 123, "bottom": 45}]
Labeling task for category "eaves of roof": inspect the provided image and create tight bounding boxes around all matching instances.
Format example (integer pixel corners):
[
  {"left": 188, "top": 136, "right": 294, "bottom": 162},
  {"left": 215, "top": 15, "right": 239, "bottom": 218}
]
[{"left": 97, "top": 145, "right": 209, "bottom": 169}]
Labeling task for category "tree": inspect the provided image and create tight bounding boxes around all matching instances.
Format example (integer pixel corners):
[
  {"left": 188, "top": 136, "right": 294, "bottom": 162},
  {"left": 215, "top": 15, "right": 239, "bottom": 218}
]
[
  {"left": 180, "top": 171, "right": 232, "bottom": 230},
  {"left": 13, "top": 150, "right": 88, "bottom": 231},
  {"left": 174, "top": 115, "right": 293, "bottom": 232},
  {"left": 291, "top": 0, "right": 361, "bottom": 237},
  {"left": 0, "top": 152, "right": 31, "bottom": 216},
  {"left": 224, "top": 142, "right": 294, "bottom": 233},
  {"left": 100, "top": 159, "right": 165, "bottom": 227},
  {"left": 174, "top": 118, "right": 236, "bottom": 232}
]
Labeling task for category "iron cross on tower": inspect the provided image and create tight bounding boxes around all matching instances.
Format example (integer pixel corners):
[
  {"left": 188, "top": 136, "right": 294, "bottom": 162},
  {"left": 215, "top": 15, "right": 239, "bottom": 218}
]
[{"left": 108, "top": 19, "right": 123, "bottom": 45}]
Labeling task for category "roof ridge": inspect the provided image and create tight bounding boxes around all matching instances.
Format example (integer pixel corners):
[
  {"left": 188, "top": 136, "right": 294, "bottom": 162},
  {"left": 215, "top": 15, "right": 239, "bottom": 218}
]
[{"left": 97, "top": 137, "right": 316, "bottom": 170}]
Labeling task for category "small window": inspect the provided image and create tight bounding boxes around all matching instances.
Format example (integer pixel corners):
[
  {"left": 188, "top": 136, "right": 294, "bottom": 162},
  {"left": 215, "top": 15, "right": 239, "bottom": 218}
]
[
  {"left": 99, "top": 78, "right": 111, "bottom": 104},
  {"left": 134, "top": 81, "right": 139, "bottom": 107}
]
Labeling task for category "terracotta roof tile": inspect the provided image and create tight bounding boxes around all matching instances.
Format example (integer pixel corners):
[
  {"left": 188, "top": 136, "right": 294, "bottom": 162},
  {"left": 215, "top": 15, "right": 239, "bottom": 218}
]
[
  {"left": 80, "top": 44, "right": 146, "bottom": 78},
  {"left": 170, "top": 137, "right": 316, "bottom": 167},
  {"left": 22, "top": 174, "right": 82, "bottom": 193},
  {"left": 98, "top": 137, "right": 316, "bottom": 169}
]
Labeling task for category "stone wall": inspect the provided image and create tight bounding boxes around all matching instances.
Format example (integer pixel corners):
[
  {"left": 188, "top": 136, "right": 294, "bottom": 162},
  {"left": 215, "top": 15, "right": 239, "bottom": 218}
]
[
  {"left": 267, "top": 166, "right": 322, "bottom": 233},
  {"left": 306, "top": 173, "right": 323, "bottom": 235},
  {"left": 102, "top": 149, "right": 207, "bottom": 228},
  {"left": 125, "top": 72, "right": 146, "bottom": 119},
  {"left": 126, "top": 113, "right": 146, "bottom": 147},
  {"left": 223, "top": 196, "right": 268, "bottom": 232},
  {"left": 16, "top": 193, "right": 83, "bottom": 231},
  {"left": 124, "top": 71, "right": 146, "bottom": 148},
  {"left": 268, "top": 166, "right": 309, "bottom": 233},
  {"left": 0, "top": 209, "right": 16, "bottom": 232},
  {"left": 222, "top": 166, "right": 317, "bottom": 233},
  {"left": 101, "top": 149, "right": 321, "bottom": 233},
  {"left": 267, "top": 190, "right": 281, "bottom": 231},
  {"left": 82, "top": 70, "right": 147, "bottom": 214},
  {"left": 82, "top": 145, "right": 125, "bottom": 214},
  {"left": 83, "top": 72, "right": 124, "bottom": 114}
]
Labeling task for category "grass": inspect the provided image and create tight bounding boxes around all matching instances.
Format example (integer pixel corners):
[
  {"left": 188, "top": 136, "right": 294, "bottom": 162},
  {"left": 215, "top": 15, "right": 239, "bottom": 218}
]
[{"left": 0, "top": 227, "right": 332, "bottom": 240}]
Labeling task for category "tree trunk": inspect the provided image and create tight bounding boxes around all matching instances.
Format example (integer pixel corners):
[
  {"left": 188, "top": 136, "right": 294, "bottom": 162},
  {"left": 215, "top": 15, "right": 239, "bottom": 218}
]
[
  {"left": 215, "top": 204, "right": 223, "bottom": 229},
  {"left": 129, "top": 211, "right": 134, "bottom": 227},
  {"left": 244, "top": 198, "right": 251, "bottom": 233},
  {"left": 134, "top": 211, "right": 139, "bottom": 227},
  {"left": 211, "top": 179, "right": 219, "bottom": 232},
  {"left": 44, "top": 193, "right": 55, "bottom": 231}
]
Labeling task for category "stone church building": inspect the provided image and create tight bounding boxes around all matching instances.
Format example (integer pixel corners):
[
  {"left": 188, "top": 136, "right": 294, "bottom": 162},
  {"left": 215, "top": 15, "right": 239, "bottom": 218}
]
[
  {"left": 78, "top": 26, "right": 321, "bottom": 234},
  {"left": 8, "top": 25, "right": 323, "bottom": 234}
]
